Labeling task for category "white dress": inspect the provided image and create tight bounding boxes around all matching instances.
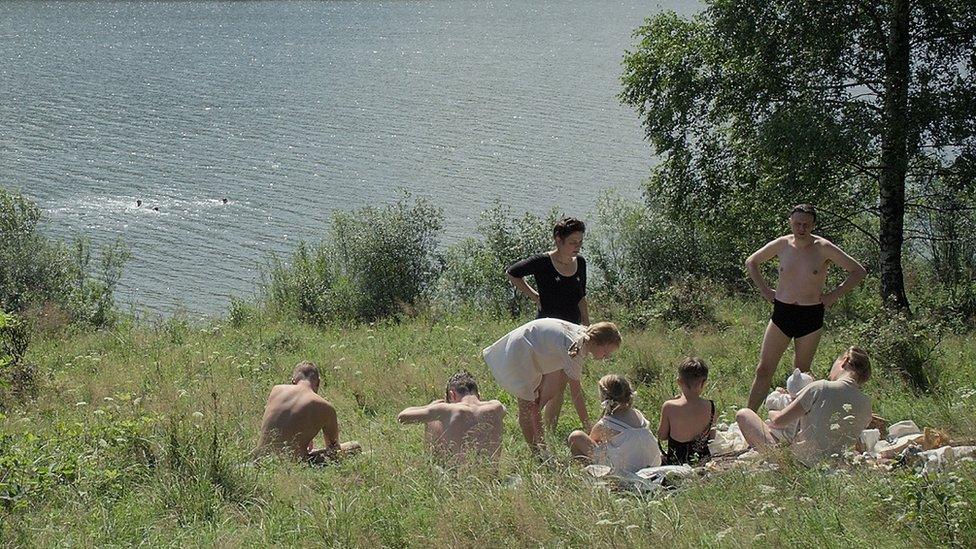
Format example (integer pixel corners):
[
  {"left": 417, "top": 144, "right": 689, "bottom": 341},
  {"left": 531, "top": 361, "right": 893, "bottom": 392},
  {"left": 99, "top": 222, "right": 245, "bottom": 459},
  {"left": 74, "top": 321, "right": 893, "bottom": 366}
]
[
  {"left": 592, "top": 411, "right": 662, "bottom": 473},
  {"left": 482, "top": 318, "right": 587, "bottom": 402}
]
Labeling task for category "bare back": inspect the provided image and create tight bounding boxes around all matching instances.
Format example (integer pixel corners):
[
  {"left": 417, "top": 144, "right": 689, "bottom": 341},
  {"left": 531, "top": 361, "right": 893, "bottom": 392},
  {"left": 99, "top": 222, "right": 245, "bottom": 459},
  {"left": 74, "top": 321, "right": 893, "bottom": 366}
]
[
  {"left": 661, "top": 396, "right": 714, "bottom": 443},
  {"left": 425, "top": 399, "right": 506, "bottom": 462},
  {"left": 256, "top": 384, "right": 337, "bottom": 459}
]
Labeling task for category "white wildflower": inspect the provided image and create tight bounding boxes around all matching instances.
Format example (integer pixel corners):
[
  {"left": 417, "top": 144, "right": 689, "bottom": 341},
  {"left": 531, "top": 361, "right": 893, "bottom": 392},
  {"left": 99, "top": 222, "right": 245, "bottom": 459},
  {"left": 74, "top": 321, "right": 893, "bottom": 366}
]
[{"left": 192, "top": 411, "right": 204, "bottom": 419}]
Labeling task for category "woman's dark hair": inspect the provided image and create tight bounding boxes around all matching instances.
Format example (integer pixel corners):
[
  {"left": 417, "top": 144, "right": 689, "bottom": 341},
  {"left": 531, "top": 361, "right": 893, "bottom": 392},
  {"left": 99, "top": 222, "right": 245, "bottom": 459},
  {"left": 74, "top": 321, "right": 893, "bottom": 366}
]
[{"left": 553, "top": 217, "right": 586, "bottom": 239}]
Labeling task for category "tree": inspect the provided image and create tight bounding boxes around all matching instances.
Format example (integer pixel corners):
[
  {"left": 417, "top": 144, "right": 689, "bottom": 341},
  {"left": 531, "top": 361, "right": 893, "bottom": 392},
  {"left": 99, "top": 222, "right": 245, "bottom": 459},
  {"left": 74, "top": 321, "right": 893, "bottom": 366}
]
[{"left": 621, "top": 0, "right": 976, "bottom": 309}]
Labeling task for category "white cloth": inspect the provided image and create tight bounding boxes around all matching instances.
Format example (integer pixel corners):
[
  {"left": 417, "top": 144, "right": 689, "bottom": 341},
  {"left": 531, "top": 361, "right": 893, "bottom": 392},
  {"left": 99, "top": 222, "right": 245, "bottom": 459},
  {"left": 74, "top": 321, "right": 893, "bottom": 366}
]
[
  {"left": 592, "top": 411, "right": 662, "bottom": 474},
  {"left": 708, "top": 423, "right": 748, "bottom": 455},
  {"left": 482, "top": 318, "right": 586, "bottom": 401},
  {"left": 786, "top": 368, "right": 814, "bottom": 397},
  {"left": 791, "top": 378, "right": 872, "bottom": 466}
]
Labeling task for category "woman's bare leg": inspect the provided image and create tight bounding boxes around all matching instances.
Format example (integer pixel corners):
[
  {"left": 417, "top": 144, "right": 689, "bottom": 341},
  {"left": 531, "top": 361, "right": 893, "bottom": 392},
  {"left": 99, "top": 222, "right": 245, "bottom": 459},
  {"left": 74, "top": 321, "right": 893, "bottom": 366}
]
[
  {"left": 543, "top": 377, "right": 568, "bottom": 430},
  {"left": 518, "top": 398, "right": 542, "bottom": 452}
]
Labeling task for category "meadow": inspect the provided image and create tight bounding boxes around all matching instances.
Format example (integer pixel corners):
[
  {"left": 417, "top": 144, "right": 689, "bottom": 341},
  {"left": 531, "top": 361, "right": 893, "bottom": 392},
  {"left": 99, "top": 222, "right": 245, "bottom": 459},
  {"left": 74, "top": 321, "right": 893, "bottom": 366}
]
[{"left": 2, "top": 297, "right": 975, "bottom": 548}]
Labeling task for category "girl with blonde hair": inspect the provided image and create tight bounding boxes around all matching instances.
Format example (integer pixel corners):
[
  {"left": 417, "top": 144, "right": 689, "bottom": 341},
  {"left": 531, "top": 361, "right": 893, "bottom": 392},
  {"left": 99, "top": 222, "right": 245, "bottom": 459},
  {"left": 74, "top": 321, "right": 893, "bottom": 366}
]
[
  {"left": 483, "top": 318, "right": 620, "bottom": 452},
  {"left": 567, "top": 374, "right": 662, "bottom": 473}
]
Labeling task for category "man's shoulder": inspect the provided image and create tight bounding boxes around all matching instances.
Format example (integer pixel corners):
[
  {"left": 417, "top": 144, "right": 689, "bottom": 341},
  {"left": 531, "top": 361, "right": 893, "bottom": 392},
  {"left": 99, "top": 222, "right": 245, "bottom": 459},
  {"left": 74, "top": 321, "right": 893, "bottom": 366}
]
[{"left": 479, "top": 400, "right": 507, "bottom": 416}]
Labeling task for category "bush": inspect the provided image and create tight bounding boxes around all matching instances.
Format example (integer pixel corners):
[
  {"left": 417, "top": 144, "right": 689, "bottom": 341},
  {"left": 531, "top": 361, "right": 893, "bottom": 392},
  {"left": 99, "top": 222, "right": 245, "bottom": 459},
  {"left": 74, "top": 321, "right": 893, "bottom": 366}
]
[
  {"left": 0, "top": 188, "right": 128, "bottom": 328},
  {"left": 263, "top": 196, "right": 444, "bottom": 323},
  {"left": 588, "top": 192, "right": 740, "bottom": 305},
  {"left": 0, "top": 311, "right": 36, "bottom": 407},
  {"left": 435, "top": 205, "right": 556, "bottom": 317},
  {"left": 857, "top": 311, "right": 943, "bottom": 393}
]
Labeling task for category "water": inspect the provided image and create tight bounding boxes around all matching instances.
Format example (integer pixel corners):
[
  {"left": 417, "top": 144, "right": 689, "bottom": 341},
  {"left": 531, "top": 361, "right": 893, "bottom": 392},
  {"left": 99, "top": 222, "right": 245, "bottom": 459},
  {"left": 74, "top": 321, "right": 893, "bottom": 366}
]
[{"left": 1, "top": 1, "right": 698, "bottom": 316}]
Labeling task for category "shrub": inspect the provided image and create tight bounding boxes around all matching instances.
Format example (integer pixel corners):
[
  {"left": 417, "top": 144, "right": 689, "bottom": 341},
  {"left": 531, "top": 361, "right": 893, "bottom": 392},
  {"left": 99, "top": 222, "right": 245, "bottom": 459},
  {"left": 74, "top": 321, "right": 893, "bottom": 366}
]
[
  {"left": 263, "top": 196, "right": 444, "bottom": 323},
  {"left": 588, "top": 192, "right": 740, "bottom": 305},
  {"left": 435, "top": 205, "right": 556, "bottom": 317},
  {"left": 0, "top": 188, "right": 128, "bottom": 328},
  {"left": 0, "top": 311, "right": 36, "bottom": 407},
  {"left": 857, "top": 311, "right": 942, "bottom": 393}
]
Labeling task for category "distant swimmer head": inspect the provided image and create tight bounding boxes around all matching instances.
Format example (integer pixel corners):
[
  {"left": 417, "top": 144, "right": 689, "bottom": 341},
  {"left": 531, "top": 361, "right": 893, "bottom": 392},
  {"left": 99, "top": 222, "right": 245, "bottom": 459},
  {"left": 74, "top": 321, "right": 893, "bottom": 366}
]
[
  {"left": 136, "top": 199, "right": 142, "bottom": 207},
  {"left": 152, "top": 206, "right": 159, "bottom": 211},
  {"left": 222, "top": 198, "right": 228, "bottom": 204}
]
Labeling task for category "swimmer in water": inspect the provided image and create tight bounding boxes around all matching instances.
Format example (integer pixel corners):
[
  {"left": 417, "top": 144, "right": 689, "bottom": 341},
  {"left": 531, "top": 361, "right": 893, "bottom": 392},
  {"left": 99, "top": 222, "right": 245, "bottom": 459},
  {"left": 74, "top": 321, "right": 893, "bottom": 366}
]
[{"left": 136, "top": 200, "right": 142, "bottom": 207}]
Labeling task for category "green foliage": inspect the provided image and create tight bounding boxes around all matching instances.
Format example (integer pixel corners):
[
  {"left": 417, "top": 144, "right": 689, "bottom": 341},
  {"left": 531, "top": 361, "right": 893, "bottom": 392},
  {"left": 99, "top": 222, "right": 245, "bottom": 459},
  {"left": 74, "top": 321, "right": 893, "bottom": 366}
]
[
  {"left": 263, "top": 196, "right": 444, "bottom": 323},
  {"left": 0, "top": 311, "right": 35, "bottom": 407},
  {"left": 892, "top": 466, "right": 976, "bottom": 547},
  {"left": 857, "top": 311, "right": 943, "bottom": 393},
  {"left": 620, "top": 1, "right": 976, "bottom": 308},
  {"left": 589, "top": 192, "right": 741, "bottom": 301},
  {"left": 0, "top": 188, "right": 128, "bottom": 328},
  {"left": 435, "top": 205, "right": 556, "bottom": 317}
]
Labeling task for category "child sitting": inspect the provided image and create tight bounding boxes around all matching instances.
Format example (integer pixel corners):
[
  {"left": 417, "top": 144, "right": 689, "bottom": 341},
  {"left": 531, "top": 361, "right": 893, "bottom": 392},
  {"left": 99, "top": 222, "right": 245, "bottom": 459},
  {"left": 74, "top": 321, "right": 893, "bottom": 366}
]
[
  {"left": 764, "top": 368, "right": 814, "bottom": 442},
  {"left": 658, "top": 357, "right": 717, "bottom": 465},
  {"left": 567, "top": 374, "right": 661, "bottom": 474}
]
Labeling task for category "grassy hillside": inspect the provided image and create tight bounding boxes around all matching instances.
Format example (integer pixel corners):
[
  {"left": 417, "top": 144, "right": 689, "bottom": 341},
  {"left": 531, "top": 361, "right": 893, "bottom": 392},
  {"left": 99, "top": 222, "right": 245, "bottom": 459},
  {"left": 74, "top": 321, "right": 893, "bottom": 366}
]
[{"left": 2, "top": 299, "right": 975, "bottom": 547}]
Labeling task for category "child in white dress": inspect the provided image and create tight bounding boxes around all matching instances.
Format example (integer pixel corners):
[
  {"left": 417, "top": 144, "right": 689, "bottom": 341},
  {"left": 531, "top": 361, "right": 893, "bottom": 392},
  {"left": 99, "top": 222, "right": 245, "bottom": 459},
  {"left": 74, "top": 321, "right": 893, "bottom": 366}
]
[
  {"left": 567, "top": 374, "right": 661, "bottom": 473},
  {"left": 483, "top": 318, "right": 621, "bottom": 453}
]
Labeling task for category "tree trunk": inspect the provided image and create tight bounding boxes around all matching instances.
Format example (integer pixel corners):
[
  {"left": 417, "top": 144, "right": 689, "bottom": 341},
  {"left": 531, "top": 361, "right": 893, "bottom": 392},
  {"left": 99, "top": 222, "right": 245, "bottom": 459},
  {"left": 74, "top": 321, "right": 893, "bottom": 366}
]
[{"left": 878, "top": 0, "right": 911, "bottom": 310}]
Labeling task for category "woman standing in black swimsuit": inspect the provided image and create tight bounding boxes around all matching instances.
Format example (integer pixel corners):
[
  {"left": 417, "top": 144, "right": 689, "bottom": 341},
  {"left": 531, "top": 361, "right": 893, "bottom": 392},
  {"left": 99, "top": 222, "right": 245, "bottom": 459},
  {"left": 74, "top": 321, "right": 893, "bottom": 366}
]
[{"left": 506, "top": 216, "right": 589, "bottom": 428}]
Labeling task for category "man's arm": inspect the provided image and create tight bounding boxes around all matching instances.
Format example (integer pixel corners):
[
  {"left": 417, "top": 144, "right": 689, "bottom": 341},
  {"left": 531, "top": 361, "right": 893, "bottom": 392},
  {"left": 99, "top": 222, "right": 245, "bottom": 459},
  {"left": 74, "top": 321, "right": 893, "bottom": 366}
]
[
  {"left": 767, "top": 397, "right": 806, "bottom": 429},
  {"left": 318, "top": 401, "right": 340, "bottom": 450},
  {"left": 820, "top": 240, "right": 867, "bottom": 307},
  {"left": 578, "top": 297, "right": 590, "bottom": 325},
  {"left": 745, "top": 237, "right": 786, "bottom": 303},
  {"left": 397, "top": 401, "right": 450, "bottom": 425},
  {"left": 567, "top": 378, "right": 590, "bottom": 431}
]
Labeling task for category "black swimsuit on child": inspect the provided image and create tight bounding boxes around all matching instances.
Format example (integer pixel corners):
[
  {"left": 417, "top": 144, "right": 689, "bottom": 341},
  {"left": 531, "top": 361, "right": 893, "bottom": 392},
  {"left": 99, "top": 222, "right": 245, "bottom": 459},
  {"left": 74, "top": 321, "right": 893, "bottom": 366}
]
[{"left": 664, "top": 400, "right": 715, "bottom": 465}]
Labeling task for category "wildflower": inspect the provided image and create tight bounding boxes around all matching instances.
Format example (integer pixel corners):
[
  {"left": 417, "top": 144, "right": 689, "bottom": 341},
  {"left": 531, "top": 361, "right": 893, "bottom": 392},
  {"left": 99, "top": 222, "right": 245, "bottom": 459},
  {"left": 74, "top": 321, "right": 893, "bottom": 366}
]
[
  {"left": 830, "top": 424, "right": 840, "bottom": 431},
  {"left": 192, "top": 411, "right": 204, "bottom": 419},
  {"left": 842, "top": 403, "right": 853, "bottom": 412},
  {"left": 758, "top": 484, "right": 776, "bottom": 495},
  {"left": 715, "top": 527, "right": 732, "bottom": 541},
  {"left": 76, "top": 401, "right": 88, "bottom": 407}
]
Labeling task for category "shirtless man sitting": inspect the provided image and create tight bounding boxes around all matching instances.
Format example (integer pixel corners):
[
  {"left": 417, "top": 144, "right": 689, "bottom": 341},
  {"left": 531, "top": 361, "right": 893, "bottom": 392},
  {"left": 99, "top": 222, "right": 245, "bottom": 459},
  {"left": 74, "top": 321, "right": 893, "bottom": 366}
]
[
  {"left": 397, "top": 371, "right": 506, "bottom": 463},
  {"left": 745, "top": 204, "right": 866, "bottom": 411},
  {"left": 254, "top": 361, "right": 361, "bottom": 463}
]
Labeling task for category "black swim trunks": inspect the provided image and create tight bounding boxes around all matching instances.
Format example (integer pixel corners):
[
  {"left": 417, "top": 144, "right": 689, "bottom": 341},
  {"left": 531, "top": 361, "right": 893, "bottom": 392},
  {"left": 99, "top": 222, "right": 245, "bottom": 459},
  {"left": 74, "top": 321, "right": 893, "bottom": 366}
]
[{"left": 771, "top": 299, "right": 824, "bottom": 339}]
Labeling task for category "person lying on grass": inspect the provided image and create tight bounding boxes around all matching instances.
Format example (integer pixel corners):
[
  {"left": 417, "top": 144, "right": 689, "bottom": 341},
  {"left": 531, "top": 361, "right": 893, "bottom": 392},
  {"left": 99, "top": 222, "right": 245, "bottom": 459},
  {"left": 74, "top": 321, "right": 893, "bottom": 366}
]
[
  {"left": 483, "top": 318, "right": 621, "bottom": 453},
  {"left": 253, "top": 361, "right": 361, "bottom": 464},
  {"left": 567, "top": 374, "right": 661, "bottom": 474},
  {"left": 397, "top": 371, "right": 506, "bottom": 463},
  {"left": 735, "top": 346, "right": 872, "bottom": 467}
]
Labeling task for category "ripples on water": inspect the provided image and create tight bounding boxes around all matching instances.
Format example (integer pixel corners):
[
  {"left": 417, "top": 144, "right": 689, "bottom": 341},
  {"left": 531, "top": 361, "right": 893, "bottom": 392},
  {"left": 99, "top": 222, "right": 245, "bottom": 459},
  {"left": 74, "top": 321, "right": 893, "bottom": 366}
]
[{"left": 0, "top": 1, "right": 698, "bottom": 315}]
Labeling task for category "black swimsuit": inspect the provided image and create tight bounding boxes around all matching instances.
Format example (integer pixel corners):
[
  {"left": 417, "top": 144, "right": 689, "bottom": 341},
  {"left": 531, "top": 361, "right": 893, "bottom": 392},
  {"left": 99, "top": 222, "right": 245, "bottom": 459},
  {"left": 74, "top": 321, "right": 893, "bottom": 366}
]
[
  {"left": 771, "top": 299, "right": 825, "bottom": 339},
  {"left": 663, "top": 400, "right": 715, "bottom": 465}
]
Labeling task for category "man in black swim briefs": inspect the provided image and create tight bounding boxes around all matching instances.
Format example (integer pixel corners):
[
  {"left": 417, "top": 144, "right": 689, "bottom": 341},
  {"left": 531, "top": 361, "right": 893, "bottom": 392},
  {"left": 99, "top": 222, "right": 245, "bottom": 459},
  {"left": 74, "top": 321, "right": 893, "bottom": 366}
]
[{"left": 743, "top": 204, "right": 866, "bottom": 411}]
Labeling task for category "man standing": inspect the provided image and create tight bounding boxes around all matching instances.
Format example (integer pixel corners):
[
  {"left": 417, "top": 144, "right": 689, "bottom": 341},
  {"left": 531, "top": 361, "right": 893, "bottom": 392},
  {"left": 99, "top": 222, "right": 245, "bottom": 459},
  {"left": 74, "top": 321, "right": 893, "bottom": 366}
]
[
  {"left": 744, "top": 204, "right": 866, "bottom": 411},
  {"left": 254, "top": 361, "right": 361, "bottom": 463},
  {"left": 397, "top": 371, "right": 506, "bottom": 463}
]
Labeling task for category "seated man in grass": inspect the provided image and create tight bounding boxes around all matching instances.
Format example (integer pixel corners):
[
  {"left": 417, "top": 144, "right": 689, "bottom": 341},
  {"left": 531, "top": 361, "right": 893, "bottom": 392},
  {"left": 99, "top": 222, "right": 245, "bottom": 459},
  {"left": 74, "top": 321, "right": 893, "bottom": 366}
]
[
  {"left": 254, "top": 361, "right": 361, "bottom": 463},
  {"left": 397, "top": 371, "right": 506, "bottom": 463},
  {"left": 735, "top": 346, "right": 872, "bottom": 466}
]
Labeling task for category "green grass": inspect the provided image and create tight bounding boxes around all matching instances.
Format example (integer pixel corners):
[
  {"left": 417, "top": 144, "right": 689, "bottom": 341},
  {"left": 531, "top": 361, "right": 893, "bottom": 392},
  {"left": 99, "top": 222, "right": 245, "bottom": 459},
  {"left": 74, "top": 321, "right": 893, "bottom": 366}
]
[{"left": 3, "top": 299, "right": 975, "bottom": 547}]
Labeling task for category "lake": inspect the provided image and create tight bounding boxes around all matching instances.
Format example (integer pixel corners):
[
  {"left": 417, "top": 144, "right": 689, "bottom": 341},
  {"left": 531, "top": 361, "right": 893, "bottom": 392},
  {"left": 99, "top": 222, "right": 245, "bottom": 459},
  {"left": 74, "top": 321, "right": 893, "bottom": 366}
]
[{"left": 1, "top": 0, "right": 698, "bottom": 315}]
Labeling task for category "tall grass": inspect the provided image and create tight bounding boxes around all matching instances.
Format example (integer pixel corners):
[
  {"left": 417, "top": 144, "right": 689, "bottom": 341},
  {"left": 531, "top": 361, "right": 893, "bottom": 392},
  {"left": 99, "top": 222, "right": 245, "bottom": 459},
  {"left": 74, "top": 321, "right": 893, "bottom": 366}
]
[{"left": 3, "top": 299, "right": 975, "bottom": 547}]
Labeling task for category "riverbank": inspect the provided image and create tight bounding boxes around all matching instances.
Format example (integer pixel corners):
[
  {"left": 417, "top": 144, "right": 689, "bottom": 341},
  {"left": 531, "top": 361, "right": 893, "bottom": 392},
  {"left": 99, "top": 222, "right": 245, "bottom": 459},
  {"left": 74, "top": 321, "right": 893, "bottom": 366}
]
[{"left": 3, "top": 299, "right": 975, "bottom": 546}]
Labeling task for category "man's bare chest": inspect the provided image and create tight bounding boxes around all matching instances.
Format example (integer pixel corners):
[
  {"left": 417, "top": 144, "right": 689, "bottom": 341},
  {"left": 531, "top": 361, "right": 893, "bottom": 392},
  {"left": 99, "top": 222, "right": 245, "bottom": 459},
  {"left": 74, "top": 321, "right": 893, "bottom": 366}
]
[{"left": 778, "top": 246, "right": 827, "bottom": 278}]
